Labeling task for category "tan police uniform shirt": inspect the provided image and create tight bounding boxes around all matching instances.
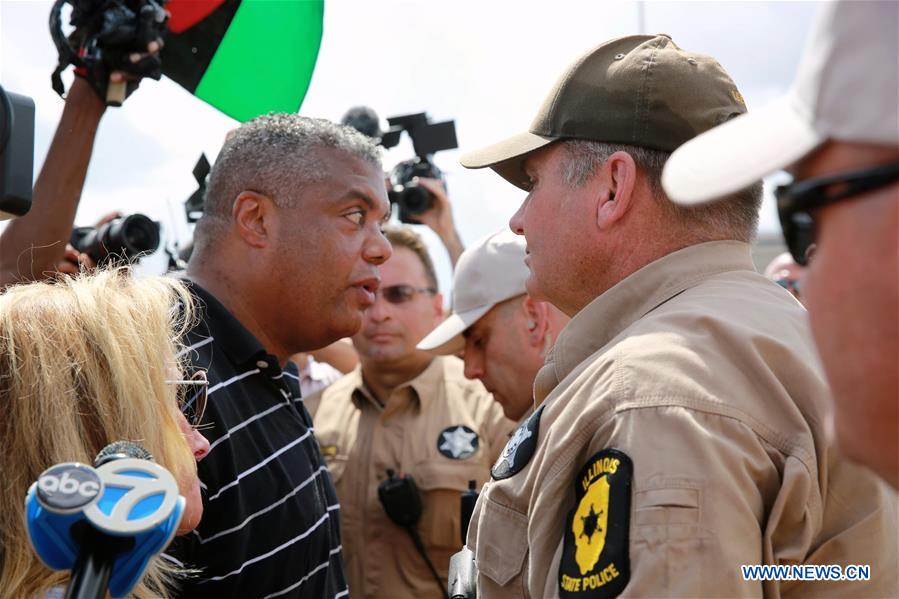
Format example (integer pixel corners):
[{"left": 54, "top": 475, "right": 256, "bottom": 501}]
[
  {"left": 468, "top": 241, "right": 898, "bottom": 599},
  {"left": 307, "top": 355, "right": 516, "bottom": 599}
]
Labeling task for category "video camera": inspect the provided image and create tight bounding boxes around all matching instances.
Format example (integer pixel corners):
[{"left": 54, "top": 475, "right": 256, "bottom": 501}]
[
  {"left": 0, "top": 84, "right": 36, "bottom": 220},
  {"left": 381, "top": 112, "right": 458, "bottom": 224},
  {"left": 71, "top": 214, "right": 161, "bottom": 265},
  {"left": 49, "top": 0, "right": 168, "bottom": 105},
  {"left": 339, "top": 108, "right": 458, "bottom": 223}
]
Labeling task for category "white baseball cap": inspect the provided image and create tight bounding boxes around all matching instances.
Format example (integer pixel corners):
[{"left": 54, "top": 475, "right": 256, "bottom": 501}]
[
  {"left": 417, "top": 230, "right": 528, "bottom": 354},
  {"left": 662, "top": 0, "right": 899, "bottom": 205}
]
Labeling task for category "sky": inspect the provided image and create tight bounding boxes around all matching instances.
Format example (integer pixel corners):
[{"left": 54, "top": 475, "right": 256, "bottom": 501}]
[{"left": 0, "top": 0, "right": 821, "bottom": 287}]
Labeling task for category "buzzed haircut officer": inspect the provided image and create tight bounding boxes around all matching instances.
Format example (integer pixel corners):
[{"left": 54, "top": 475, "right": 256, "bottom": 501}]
[
  {"left": 456, "top": 34, "right": 898, "bottom": 598},
  {"left": 418, "top": 230, "right": 569, "bottom": 423}
]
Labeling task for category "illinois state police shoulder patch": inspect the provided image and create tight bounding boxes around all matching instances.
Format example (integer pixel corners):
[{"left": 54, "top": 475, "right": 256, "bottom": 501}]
[{"left": 558, "top": 449, "right": 632, "bottom": 598}]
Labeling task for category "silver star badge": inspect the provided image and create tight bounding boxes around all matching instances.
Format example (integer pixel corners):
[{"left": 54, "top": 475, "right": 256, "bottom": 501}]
[
  {"left": 500, "top": 425, "right": 532, "bottom": 469},
  {"left": 440, "top": 426, "right": 478, "bottom": 459}
]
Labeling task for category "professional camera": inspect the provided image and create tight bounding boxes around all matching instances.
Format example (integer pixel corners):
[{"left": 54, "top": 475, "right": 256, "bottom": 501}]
[
  {"left": 49, "top": 0, "right": 168, "bottom": 104},
  {"left": 381, "top": 112, "right": 458, "bottom": 224},
  {"left": 70, "top": 213, "right": 161, "bottom": 265},
  {"left": 388, "top": 157, "right": 446, "bottom": 222},
  {"left": 0, "top": 84, "right": 35, "bottom": 220}
]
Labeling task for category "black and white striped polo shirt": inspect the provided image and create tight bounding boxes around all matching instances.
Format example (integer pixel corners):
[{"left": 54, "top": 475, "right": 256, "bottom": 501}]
[{"left": 169, "top": 283, "right": 347, "bottom": 598}]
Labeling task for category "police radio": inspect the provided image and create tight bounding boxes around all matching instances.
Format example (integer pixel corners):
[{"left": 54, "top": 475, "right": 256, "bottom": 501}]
[
  {"left": 24, "top": 441, "right": 184, "bottom": 599},
  {"left": 460, "top": 480, "right": 478, "bottom": 545},
  {"left": 378, "top": 469, "right": 449, "bottom": 599}
]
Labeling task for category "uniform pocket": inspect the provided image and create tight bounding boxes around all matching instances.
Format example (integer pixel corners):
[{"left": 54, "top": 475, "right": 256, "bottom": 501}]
[
  {"left": 634, "top": 487, "right": 700, "bottom": 528},
  {"left": 629, "top": 483, "right": 711, "bottom": 595},
  {"left": 414, "top": 460, "right": 489, "bottom": 552},
  {"left": 475, "top": 495, "right": 529, "bottom": 587}
]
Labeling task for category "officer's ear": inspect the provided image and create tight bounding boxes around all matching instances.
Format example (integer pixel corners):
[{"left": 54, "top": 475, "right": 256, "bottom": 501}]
[
  {"left": 232, "top": 190, "right": 274, "bottom": 249},
  {"left": 595, "top": 151, "right": 637, "bottom": 231},
  {"left": 521, "top": 296, "right": 549, "bottom": 347}
]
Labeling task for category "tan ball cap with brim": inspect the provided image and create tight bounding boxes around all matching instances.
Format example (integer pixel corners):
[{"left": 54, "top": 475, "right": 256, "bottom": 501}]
[
  {"left": 461, "top": 33, "right": 748, "bottom": 188},
  {"left": 417, "top": 230, "right": 528, "bottom": 355}
]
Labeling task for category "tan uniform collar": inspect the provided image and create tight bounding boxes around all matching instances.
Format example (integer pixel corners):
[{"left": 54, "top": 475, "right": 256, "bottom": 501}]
[
  {"left": 351, "top": 357, "right": 445, "bottom": 416},
  {"left": 535, "top": 241, "right": 756, "bottom": 402}
]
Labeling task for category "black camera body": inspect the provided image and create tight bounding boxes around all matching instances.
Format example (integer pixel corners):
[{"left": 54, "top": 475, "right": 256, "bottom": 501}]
[
  {"left": 49, "top": 0, "right": 168, "bottom": 104},
  {"left": 388, "top": 157, "right": 446, "bottom": 223},
  {"left": 0, "top": 85, "right": 36, "bottom": 220},
  {"left": 381, "top": 112, "right": 457, "bottom": 224},
  {"left": 70, "top": 213, "right": 161, "bottom": 265}
]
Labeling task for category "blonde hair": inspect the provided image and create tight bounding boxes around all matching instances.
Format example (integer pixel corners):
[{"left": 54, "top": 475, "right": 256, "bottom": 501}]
[{"left": 0, "top": 269, "right": 197, "bottom": 598}]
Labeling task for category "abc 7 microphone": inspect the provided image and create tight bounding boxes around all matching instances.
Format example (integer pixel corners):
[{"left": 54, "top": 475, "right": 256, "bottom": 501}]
[{"left": 24, "top": 441, "right": 185, "bottom": 599}]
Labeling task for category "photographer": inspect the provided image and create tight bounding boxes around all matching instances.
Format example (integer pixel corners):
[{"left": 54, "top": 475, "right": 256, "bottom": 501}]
[{"left": 0, "top": 40, "right": 159, "bottom": 289}]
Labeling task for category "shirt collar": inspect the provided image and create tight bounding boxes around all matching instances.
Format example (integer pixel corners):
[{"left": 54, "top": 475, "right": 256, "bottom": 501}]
[
  {"left": 186, "top": 280, "right": 280, "bottom": 374},
  {"left": 535, "top": 241, "right": 757, "bottom": 401},
  {"left": 351, "top": 357, "right": 445, "bottom": 415}
]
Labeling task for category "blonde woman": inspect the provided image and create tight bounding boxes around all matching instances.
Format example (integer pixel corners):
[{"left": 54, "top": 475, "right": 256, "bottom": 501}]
[{"left": 0, "top": 269, "right": 209, "bottom": 598}]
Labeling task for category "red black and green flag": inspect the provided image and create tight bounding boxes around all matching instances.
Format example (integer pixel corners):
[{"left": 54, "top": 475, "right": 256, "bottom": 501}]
[{"left": 161, "top": 0, "right": 324, "bottom": 122}]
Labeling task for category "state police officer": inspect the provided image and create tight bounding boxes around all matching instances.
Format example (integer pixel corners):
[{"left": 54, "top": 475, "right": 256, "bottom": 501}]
[{"left": 457, "top": 34, "right": 898, "bottom": 598}]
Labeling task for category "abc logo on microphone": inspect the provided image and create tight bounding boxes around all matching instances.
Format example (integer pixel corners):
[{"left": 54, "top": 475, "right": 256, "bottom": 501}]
[
  {"left": 35, "top": 464, "right": 104, "bottom": 513},
  {"left": 25, "top": 455, "right": 185, "bottom": 598}
]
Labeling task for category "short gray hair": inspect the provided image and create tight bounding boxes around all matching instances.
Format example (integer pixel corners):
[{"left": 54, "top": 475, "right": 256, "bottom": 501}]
[
  {"left": 561, "top": 139, "right": 763, "bottom": 242},
  {"left": 199, "top": 113, "right": 381, "bottom": 229}
]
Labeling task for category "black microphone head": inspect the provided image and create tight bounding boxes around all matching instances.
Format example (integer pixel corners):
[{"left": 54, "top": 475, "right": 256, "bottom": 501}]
[
  {"left": 341, "top": 106, "right": 382, "bottom": 139},
  {"left": 94, "top": 441, "right": 153, "bottom": 467}
]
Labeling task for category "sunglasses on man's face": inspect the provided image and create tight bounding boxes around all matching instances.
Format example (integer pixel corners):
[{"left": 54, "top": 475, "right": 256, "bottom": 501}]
[
  {"left": 166, "top": 370, "right": 208, "bottom": 427},
  {"left": 377, "top": 284, "right": 437, "bottom": 304},
  {"left": 775, "top": 160, "right": 899, "bottom": 266}
]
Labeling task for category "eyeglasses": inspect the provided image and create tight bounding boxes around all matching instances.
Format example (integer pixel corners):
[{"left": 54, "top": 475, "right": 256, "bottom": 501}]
[
  {"left": 775, "top": 160, "right": 899, "bottom": 266},
  {"left": 378, "top": 284, "right": 437, "bottom": 304},
  {"left": 166, "top": 370, "right": 208, "bottom": 427}
]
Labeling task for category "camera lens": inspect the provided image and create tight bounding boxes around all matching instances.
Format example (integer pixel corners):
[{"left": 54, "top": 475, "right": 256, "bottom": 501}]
[
  {"left": 121, "top": 217, "right": 156, "bottom": 253},
  {"left": 73, "top": 214, "right": 161, "bottom": 264},
  {"left": 401, "top": 185, "right": 432, "bottom": 215}
]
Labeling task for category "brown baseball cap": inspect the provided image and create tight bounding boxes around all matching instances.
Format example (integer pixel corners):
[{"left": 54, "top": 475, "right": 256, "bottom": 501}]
[{"left": 461, "top": 34, "right": 747, "bottom": 189}]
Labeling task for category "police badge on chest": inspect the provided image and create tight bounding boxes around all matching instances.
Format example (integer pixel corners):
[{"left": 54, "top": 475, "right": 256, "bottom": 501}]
[{"left": 492, "top": 405, "right": 544, "bottom": 480}]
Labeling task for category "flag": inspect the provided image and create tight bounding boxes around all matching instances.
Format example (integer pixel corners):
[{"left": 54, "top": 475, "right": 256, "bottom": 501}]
[{"left": 161, "top": 0, "right": 324, "bottom": 122}]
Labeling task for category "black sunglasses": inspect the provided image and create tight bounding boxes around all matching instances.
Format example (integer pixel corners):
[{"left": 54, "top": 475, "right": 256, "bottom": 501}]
[
  {"left": 775, "top": 160, "right": 899, "bottom": 266},
  {"left": 167, "top": 370, "right": 209, "bottom": 427},
  {"left": 378, "top": 284, "right": 437, "bottom": 304}
]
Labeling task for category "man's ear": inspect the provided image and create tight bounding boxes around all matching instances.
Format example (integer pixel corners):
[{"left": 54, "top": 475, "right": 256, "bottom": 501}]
[
  {"left": 522, "top": 296, "right": 549, "bottom": 346},
  {"left": 231, "top": 191, "right": 273, "bottom": 249},
  {"left": 595, "top": 150, "right": 637, "bottom": 230}
]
